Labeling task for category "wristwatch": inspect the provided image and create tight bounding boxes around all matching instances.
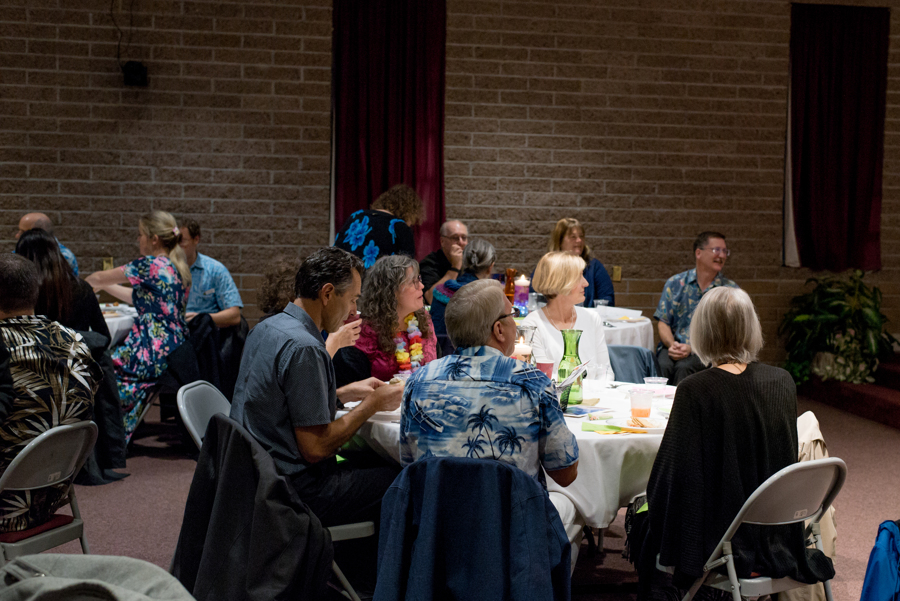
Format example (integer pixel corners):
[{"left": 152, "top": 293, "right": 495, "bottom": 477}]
[{"left": 448, "top": 267, "right": 459, "bottom": 273}]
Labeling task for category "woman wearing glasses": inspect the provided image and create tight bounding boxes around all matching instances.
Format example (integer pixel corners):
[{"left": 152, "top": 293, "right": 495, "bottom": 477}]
[
  {"left": 521, "top": 252, "right": 614, "bottom": 381},
  {"left": 333, "top": 255, "right": 437, "bottom": 386}
]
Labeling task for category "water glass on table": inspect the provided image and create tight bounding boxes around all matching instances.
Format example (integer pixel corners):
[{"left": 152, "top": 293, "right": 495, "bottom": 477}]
[{"left": 629, "top": 388, "right": 653, "bottom": 418}]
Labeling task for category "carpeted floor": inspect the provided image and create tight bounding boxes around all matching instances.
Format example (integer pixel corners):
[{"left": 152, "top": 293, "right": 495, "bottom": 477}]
[{"left": 50, "top": 396, "right": 899, "bottom": 599}]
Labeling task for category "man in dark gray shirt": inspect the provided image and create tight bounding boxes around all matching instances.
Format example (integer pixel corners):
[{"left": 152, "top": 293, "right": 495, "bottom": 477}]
[{"left": 230, "top": 247, "right": 402, "bottom": 527}]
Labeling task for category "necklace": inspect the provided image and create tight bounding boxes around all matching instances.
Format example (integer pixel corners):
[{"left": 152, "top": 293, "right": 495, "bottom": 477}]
[
  {"left": 717, "top": 362, "right": 747, "bottom": 374},
  {"left": 546, "top": 306, "right": 577, "bottom": 331},
  {"left": 394, "top": 313, "right": 424, "bottom": 373}
]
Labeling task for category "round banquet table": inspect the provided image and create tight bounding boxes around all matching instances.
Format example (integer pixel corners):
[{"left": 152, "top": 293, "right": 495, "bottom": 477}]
[
  {"left": 340, "top": 379, "right": 674, "bottom": 529},
  {"left": 600, "top": 317, "right": 654, "bottom": 351},
  {"left": 101, "top": 304, "right": 137, "bottom": 348}
]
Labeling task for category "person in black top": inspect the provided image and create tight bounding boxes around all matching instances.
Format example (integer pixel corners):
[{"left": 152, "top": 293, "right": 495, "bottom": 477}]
[
  {"left": 638, "top": 287, "right": 833, "bottom": 597},
  {"left": 333, "top": 184, "right": 423, "bottom": 269},
  {"left": 14, "top": 229, "right": 110, "bottom": 343},
  {"left": 419, "top": 219, "right": 468, "bottom": 304}
]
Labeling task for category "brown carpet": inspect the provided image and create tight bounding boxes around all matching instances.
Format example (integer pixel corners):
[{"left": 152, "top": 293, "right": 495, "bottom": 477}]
[{"left": 49, "top": 397, "right": 899, "bottom": 600}]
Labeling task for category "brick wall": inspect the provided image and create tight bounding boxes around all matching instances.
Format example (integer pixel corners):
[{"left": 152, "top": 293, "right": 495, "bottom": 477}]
[
  {"left": 2, "top": 0, "right": 898, "bottom": 362},
  {"left": 0, "top": 0, "right": 333, "bottom": 320},
  {"left": 443, "top": 0, "right": 900, "bottom": 362}
]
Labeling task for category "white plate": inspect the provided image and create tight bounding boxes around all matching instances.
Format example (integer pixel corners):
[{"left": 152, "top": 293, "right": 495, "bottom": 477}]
[
  {"left": 612, "top": 316, "right": 649, "bottom": 323},
  {"left": 608, "top": 418, "right": 667, "bottom": 434}
]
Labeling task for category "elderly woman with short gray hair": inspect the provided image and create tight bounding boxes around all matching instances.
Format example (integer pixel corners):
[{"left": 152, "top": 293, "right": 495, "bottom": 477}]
[
  {"left": 429, "top": 238, "right": 496, "bottom": 356},
  {"left": 635, "top": 286, "right": 833, "bottom": 595}
]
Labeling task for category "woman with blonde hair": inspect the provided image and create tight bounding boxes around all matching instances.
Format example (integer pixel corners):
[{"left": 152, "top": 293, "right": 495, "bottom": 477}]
[
  {"left": 546, "top": 217, "right": 614, "bottom": 307},
  {"left": 86, "top": 210, "right": 190, "bottom": 441},
  {"left": 521, "top": 251, "right": 614, "bottom": 380},
  {"left": 333, "top": 184, "right": 424, "bottom": 268},
  {"left": 333, "top": 255, "right": 437, "bottom": 386}
]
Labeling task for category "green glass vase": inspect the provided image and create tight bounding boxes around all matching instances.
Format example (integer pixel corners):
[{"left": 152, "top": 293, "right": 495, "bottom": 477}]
[{"left": 558, "top": 329, "right": 583, "bottom": 406}]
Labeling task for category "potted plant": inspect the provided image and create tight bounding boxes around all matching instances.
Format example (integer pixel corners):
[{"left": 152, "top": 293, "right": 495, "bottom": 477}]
[{"left": 778, "top": 269, "right": 897, "bottom": 384}]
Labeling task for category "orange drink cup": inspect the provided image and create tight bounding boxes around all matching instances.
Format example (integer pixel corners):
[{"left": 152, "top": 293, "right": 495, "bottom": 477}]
[{"left": 630, "top": 389, "right": 653, "bottom": 418}]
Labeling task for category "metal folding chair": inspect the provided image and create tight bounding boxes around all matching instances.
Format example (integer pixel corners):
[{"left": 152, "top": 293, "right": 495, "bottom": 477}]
[
  {"left": 0, "top": 422, "right": 99, "bottom": 564},
  {"left": 658, "top": 457, "right": 847, "bottom": 601},
  {"left": 176, "top": 380, "right": 231, "bottom": 450}
]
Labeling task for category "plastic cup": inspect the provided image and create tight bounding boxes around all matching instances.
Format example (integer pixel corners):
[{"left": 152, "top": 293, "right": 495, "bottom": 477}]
[
  {"left": 536, "top": 362, "right": 555, "bottom": 379},
  {"left": 630, "top": 388, "right": 653, "bottom": 418},
  {"left": 593, "top": 299, "right": 609, "bottom": 307},
  {"left": 643, "top": 377, "right": 669, "bottom": 387}
]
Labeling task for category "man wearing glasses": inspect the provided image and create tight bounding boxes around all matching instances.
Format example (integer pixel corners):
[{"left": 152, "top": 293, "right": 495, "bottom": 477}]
[
  {"left": 654, "top": 231, "right": 739, "bottom": 384},
  {"left": 419, "top": 220, "right": 468, "bottom": 304}
]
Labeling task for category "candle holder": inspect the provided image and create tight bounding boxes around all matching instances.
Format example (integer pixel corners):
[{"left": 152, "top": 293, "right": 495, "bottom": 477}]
[{"left": 513, "top": 325, "right": 536, "bottom": 366}]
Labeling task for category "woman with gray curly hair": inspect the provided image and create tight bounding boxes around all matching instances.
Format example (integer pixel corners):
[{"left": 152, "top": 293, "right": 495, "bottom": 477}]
[{"left": 333, "top": 255, "right": 437, "bottom": 387}]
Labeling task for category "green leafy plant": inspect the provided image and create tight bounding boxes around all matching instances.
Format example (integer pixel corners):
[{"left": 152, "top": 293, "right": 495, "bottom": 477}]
[{"left": 778, "top": 270, "right": 897, "bottom": 384}]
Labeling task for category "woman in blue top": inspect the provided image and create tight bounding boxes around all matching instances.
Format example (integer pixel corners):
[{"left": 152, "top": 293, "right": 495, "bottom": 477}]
[
  {"left": 541, "top": 218, "right": 615, "bottom": 307},
  {"left": 430, "top": 238, "right": 495, "bottom": 356},
  {"left": 86, "top": 211, "right": 190, "bottom": 442}
]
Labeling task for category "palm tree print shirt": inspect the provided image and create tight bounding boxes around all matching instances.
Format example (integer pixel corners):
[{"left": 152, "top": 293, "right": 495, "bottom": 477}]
[
  {"left": 0, "top": 315, "right": 99, "bottom": 532},
  {"left": 400, "top": 346, "right": 578, "bottom": 485}
]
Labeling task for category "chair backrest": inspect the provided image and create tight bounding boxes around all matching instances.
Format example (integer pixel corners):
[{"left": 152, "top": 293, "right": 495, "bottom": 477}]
[
  {"left": 177, "top": 380, "right": 232, "bottom": 450},
  {"left": 0, "top": 422, "right": 98, "bottom": 492},
  {"left": 607, "top": 345, "right": 659, "bottom": 383},
  {"left": 708, "top": 457, "right": 847, "bottom": 564}
]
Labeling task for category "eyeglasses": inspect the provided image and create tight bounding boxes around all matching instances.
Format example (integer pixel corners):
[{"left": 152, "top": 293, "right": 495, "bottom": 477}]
[
  {"left": 441, "top": 234, "right": 468, "bottom": 243},
  {"left": 702, "top": 247, "right": 730, "bottom": 257},
  {"left": 493, "top": 307, "right": 521, "bottom": 325}
]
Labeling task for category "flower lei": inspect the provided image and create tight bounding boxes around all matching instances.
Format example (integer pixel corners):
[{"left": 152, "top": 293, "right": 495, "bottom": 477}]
[{"left": 394, "top": 314, "right": 424, "bottom": 373}]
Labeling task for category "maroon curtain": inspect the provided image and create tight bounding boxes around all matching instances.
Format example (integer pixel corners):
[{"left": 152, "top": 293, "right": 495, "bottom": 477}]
[
  {"left": 789, "top": 4, "right": 888, "bottom": 271},
  {"left": 332, "top": 0, "right": 446, "bottom": 260}
]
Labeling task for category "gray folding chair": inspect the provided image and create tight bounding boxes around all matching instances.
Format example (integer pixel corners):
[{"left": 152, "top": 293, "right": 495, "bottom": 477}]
[
  {"left": 658, "top": 457, "right": 847, "bottom": 601},
  {"left": 328, "top": 521, "right": 376, "bottom": 601},
  {"left": 176, "top": 380, "right": 231, "bottom": 450},
  {"left": 0, "top": 421, "right": 99, "bottom": 564}
]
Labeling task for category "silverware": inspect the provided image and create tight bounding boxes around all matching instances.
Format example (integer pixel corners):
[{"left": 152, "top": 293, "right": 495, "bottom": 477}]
[
  {"left": 603, "top": 321, "right": 617, "bottom": 327},
  {"left": 606, "top": 383, "right": 627, "bottom": 389}
]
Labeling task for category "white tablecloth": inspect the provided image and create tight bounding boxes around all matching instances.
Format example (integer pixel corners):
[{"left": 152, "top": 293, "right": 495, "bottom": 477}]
[
  {"left": 101, "top": 305, "right": 137, "bottom": 347},
  {"left": 342, "top": 380, "right": 673, "bottom": 529},
  {"left": 601, "top": 318, "right": 654, "bottom": 351}
]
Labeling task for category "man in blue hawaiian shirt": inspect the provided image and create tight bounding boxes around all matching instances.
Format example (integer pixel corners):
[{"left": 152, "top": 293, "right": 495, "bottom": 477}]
[
  {"left": 15, "top": 213, "right": 78, "bottom": 276},
  {"left": 179, "top": 219, "right": 243, "bottom": 328},
  {"left": 654, "top": 231, "right": 739, "bottom": 384},
  {"left": 400, "top": 279, "right": 578, "bottom": 485}
]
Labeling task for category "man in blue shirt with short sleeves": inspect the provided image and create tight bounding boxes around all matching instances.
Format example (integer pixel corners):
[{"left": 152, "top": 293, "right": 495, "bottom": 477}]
[
  {"left": 654, "top": 231, "right": 739, "bottom": 384},
  {"left": 400, "top": 278, "right": 584, "bottom": 564},
  {"left": 179, "top": 218, "right": 243, "bottom": 328},
  {"left": 15, "top": 213, "right": 78, "bottom": 276},
  {"left": 230, "top": 247, "right": 403, "bottom": 528}
]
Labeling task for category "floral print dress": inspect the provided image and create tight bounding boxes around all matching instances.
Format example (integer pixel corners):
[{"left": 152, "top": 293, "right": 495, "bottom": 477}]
[
  {"left": 112, "top": 255, "right": 186, "bottom": 442},
  {"left": 333, "top": 209, "right": 416, "bottom": 268}
]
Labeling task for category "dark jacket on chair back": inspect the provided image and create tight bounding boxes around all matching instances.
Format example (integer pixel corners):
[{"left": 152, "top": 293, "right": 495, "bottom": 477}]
[
  {"left": 374, "top": 456, "right": 571, "bottom": 601},
  {"left": 172, "top": 414, "right": 333, "bottom": 601}
]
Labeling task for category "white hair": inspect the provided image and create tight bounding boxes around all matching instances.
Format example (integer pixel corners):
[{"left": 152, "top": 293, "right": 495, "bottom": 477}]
[{"left": 690, "top": 287, "right": 763, "bottom": 366}]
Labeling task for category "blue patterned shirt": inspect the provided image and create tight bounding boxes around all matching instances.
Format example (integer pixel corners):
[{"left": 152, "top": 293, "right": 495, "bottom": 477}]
[
  {"left": 653, "top": 268, "right": 738, "bottom": 345},
  {"left": 186, "top": 253, "right": 243, "bottom": 314},
  {"left": 400, "top": 346, "right": 579, "bottom": 484},
  {"left": 57, "top": 240, "right": 78, "bottom": 276}
]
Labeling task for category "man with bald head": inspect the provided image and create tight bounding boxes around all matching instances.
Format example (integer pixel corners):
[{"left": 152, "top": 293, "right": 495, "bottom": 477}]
[
  {"left": 419, "top": 219, "right": 468, "bottom": 304},
  {"left": 16, "top": 213, "right": 78, "bottom": 276}
]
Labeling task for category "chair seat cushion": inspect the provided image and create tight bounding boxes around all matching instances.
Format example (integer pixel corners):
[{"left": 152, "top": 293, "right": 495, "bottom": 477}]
[{"left": 0, "top": 514, "right": 75, "bottom": 543}]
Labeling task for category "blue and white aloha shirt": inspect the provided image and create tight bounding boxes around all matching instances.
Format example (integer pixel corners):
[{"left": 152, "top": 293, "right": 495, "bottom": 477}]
[
  {"left": 400, "top": 346, "right": 579, "bottom": 485},
  {"left": 333, "top": 209, "right": 416, "bottom": 268},
  {"left": 186, "top": 253, "right": 243, "bottom": 314},
  {"left": 653, "top": 268, "right": 738, "bottom": 345}
]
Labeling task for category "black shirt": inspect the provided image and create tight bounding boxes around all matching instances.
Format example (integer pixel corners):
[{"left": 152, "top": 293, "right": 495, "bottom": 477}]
[
  {"left": 334, "top": 209, "right": 415, "bottom": 268},
  {"left": 419, "top": 249, "right": 453, "bottom": 293}
]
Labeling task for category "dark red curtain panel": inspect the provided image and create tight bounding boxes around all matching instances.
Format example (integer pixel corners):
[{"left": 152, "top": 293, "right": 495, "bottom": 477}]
[
  {"left": 789, "top": 4, "right": 889, "bottom": 271},
  {"left": 333, "top": 0, "right": 446, "bottom": 260}
]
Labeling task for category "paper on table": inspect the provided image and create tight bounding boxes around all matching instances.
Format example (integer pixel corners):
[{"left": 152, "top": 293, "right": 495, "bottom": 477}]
[{"left": 554, "top": 358, "right": 593, "bottom": 392}]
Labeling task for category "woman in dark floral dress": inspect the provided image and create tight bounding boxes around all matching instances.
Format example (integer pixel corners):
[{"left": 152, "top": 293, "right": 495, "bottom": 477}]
[
  {"left": 333, "top": 184, "right": 423, "bottom": 268},
  {"left": 86, "top": 211, "right": 192, "bottom": 442}
]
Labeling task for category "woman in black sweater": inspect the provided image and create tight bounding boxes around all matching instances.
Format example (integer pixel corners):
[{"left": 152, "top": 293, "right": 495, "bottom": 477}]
[
  {"left": 15, "top": 229, "right": 110, "bottom": 343},
  {"left": 638, "top": 287, "right": 833, "bottom": 598}
]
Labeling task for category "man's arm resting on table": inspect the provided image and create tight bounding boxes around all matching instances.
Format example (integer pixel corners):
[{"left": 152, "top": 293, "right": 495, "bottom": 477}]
[
  {"left": 293, "top": 383, "right": 402, "bottom": 464},
  {"left": 547, "top": 461, "right": 578, "bottom": 487},
  {"left": 188, "top": 306, "right": 241, "bottom": 328}
]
